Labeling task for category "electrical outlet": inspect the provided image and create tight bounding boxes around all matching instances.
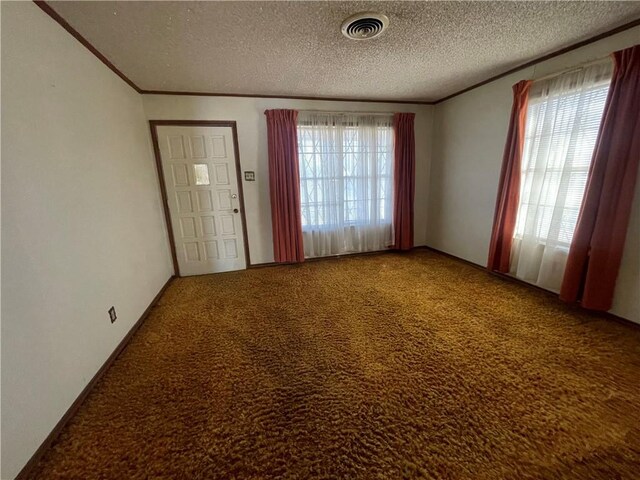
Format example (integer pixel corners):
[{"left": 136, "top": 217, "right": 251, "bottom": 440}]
[{"left": 108, "top": 306, "right": 117, "bottom": 323}]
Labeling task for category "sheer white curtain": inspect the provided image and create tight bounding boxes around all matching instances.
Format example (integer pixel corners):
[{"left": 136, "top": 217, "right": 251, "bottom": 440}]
[
  {"left": 297, "top": 112, "right": 394, "bottom": 258},
  {"left": 510, "top": 61, "right": 612, "bottom": 291}
]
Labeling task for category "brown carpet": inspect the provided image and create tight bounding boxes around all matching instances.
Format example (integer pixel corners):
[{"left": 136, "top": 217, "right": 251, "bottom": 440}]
[{"left": 30, "top": 250, "right": 640, "bottom": 479}]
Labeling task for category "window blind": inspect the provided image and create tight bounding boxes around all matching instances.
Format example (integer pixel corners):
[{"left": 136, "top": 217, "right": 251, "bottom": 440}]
[
  {"left": 514, "top": 66, "right": 612, "bottom": 246},
  {"left": 510, "top": 60, "right": 612, "bottom": 291}
]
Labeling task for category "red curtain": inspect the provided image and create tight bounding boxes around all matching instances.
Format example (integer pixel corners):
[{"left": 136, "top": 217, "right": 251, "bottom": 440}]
[
  {"left": 393, "top": 113, "right": 416, "bottom": 250},
  {"left": 265, "top": 109, "right": 305, "bottom": 263},
  {"left": 560, "top": 45, "right": 640, "bottom": 310},
  {"left": 487, "top": 80, "right": 532, "bottom": 272}
]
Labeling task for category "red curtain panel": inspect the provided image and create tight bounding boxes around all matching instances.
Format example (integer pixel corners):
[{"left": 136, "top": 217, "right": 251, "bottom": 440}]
[
  {"left": 265, "top": 109, "right": 305, "bottom": 263},
  {"left": 392, "top": 112, "right": 416, "bottom": 250},
  {"left": 560, "top": 45, "right": 640, "bottom": 310},
  {"left": 487, "top": 80, "right": 532, "bottom": 272}
]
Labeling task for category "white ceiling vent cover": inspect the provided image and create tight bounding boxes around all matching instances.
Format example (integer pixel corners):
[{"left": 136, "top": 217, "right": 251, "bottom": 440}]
[{"left": 341, "top": 12, "right": 389, "bottom": 40}]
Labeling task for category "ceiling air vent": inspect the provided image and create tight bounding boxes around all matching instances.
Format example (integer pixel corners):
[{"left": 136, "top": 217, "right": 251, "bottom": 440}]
[{"left": 341, "top": 12, "right": 389, "bottom": 40}]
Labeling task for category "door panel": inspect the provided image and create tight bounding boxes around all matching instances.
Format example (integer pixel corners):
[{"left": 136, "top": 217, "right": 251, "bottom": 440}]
[{"left": 157, "top": 125, "right": 247, "bottom": 276}]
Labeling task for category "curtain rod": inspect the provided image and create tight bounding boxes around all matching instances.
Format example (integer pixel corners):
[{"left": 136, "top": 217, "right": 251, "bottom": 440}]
[
  {"left": 532, "top": 55, "right": 612, "bottom": 83},
  {"left": 299, "top": 110, "right": 395, "bottom": 116}
]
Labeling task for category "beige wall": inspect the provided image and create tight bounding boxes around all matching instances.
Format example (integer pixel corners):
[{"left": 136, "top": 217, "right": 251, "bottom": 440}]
[
  {"left": 142, "top": 96, "right": 434, "bottom": 265},
  {"left": 1, "top": 3, "right": 174, "bottom": 478},
  {"left": 428, "top": 26, "right": 640, "bottom": 323}
]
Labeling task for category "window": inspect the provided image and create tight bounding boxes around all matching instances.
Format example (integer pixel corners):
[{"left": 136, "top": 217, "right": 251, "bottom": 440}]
[
  {"left": 193, "top": 164, "right": 210, "bottom": 185},
  {"left": 510, "top": 60, "right": 612, "bottom": 291},
  {"left": 297, "top": 112, "right": 394, "bottom": 258}
]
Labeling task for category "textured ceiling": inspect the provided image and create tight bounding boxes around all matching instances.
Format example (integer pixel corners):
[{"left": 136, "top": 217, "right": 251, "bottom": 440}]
[{"left": 49, "top": 1, "right": 640, "bottom": 102}]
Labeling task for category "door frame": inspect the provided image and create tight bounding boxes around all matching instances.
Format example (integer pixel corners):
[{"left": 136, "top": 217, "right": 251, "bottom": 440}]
[{"left": 149, "top": 120, "right": 251, "bottom": 276}]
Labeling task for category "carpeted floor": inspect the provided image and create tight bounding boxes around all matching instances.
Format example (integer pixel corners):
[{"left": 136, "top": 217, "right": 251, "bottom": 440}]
[{"left": 30, "top": 250, "right": 640, "bottom": 479}]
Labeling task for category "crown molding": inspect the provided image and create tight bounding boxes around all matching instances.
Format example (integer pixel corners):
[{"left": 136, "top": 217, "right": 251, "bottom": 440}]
[
  {"left": 32, "top": 1, "right": 640, "bottom": 106},
  {"left": 435, "top": 17, "right": 640, "bottom": 104}
]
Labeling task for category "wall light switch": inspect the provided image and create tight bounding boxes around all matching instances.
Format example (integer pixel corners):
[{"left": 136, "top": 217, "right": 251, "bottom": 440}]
[
  {"left": 108, "top": 306, "right": 117, "bottom": 323},
  {"left": 244, "top": 171, "right": 255, "bottom": 181}
]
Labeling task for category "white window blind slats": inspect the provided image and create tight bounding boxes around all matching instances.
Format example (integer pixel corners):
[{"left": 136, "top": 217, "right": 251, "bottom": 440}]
[{"left": 510, "top": 60, "right": 612, "bottom": 292}]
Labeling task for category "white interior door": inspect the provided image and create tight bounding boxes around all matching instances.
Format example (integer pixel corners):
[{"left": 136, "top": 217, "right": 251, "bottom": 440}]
[{"left": 157, "top": 125, "right": 247, "bottom": 276}]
